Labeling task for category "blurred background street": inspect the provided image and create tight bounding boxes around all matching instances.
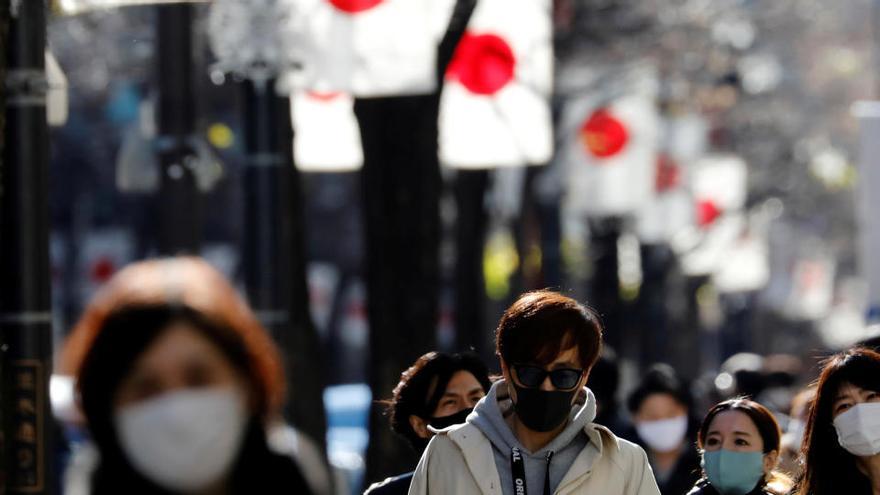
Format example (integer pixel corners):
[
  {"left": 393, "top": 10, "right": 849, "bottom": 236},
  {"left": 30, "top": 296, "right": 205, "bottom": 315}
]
[{"left": 3, "top": 0, "right": 880, "bottom": 493}]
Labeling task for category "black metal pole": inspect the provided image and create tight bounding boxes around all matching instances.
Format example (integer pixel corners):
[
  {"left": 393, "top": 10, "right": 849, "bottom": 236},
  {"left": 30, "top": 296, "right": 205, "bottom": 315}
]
[
  {"left": 242, "top": 79, "right": 289, "bottom": 326},
  {"left": 1, "top": 0, "right": 54, "bottom": 493},
  {"left": 588, "top": 216, "right": 625, "bottom": 353},
  {"left": 156, "top": 3, "right": 200, "bottom": 254},
  {"left": 453, "top": 169, "right": 489, "bottom": 355},
  {"left": 241, "top": 79, "right": 328, "bottom": 457}
]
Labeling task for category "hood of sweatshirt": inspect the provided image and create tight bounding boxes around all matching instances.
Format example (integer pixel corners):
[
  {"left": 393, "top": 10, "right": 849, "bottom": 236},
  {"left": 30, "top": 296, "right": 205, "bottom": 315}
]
[
  {"left": 470, "top": 379, "right": 596, "bottom": 454},
  {"left": 467, "top": 379, "right": 598, "bottom": 495}
]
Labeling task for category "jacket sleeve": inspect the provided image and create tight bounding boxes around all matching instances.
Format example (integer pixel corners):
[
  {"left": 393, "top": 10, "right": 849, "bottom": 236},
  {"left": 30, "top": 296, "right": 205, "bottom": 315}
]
[
  {"left": 626, "top": 443, "right": 662, "bottom": 495},
  {"left": 408, "top": 434, "right": 477, "bottom": 495}
]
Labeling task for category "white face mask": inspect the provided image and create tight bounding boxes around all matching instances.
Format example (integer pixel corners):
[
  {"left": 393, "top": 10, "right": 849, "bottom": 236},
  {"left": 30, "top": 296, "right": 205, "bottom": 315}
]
[
  {"left": 636, "top": 414, "right": 688, "bottom": 453},
  {"left": 115, "top": 386, "right": 249, "bottom": 492},
  {"left": 833, "top": 402, "right": 880, "bottom": 457}
]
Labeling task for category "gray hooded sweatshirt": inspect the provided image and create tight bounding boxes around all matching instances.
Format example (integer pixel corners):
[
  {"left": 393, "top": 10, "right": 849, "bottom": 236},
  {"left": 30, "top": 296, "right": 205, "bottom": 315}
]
[{"left": 467, "top": 379, "right": 598, "bottom": 495}]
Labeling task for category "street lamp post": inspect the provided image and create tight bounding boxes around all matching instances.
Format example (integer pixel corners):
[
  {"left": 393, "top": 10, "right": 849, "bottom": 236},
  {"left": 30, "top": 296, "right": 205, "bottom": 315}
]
[{"left": 1, "top": 0, "right": 54, "bottom": 493}]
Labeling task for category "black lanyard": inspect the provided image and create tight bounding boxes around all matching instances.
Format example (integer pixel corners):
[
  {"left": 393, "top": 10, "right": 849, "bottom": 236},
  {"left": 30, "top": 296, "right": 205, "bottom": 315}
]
[
  {"left": 510, "top": 447, "right": 554, "bottom": 495},
  {"left": 511, "top": 447, "right": 528, "bottom": 495}
]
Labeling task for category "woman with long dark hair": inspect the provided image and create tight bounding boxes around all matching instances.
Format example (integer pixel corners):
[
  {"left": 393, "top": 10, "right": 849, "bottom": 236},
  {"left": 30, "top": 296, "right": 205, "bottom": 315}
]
[
  {"left": 687, "top": 398, "right": 791, "bottom": 495},
  {"left": 796, "top": 347, "right": 880, "bottom": 495},
  {"left": 60, "top": 257, "right": 315, "bottom": 494}
]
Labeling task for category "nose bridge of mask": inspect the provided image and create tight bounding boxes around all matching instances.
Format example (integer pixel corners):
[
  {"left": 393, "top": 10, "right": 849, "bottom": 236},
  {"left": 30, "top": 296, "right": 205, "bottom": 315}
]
[{"left": 856, "top": 402, "right": 880, "bottom": 428}]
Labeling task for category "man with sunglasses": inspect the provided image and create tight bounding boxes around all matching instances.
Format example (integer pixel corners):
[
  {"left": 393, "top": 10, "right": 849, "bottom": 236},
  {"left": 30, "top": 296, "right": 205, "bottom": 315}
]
[{"left": 409, "top": 290, "right": 660, "bottom": 495}]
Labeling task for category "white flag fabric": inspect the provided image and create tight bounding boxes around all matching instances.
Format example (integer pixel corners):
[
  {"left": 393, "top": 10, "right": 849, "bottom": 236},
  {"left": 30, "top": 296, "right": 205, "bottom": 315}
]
[
  {"left": 691, "top": 153, "right": 748, "bottom": 224},
  {"left": 562, "top": 65, "right": 660, "bottom": 217},
  {"left": 291, "top": 91, "right": 363, "bottom": 172},
  {"left": 438, "top": 0, "right": 553, "bottom": 169},
  {"left": 673, "top": 154, "right": 750, "bottom": 277},
  {"left": 712, "top": 222, "right": 770, "bottom": 293},
  {"left": 635, "top": 113, "right": 708, "bottom": 243},
  {"left": 284, "top": 0, "right": 454, "bottom": 97}
]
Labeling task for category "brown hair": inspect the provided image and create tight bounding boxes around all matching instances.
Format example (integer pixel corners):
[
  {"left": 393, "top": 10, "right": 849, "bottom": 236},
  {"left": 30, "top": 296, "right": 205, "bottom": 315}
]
[
  {"left": 796, "top": 347, "right": 880, "bottom": 495},
  {"left": 495, "top": 290, "right": 603, "bottom": 370},
  {"left": 697, "top": 398, "right": 791, "bottom": 495},
  {"left": 60, "top": 257, "right": 285, "bottom": 421}
]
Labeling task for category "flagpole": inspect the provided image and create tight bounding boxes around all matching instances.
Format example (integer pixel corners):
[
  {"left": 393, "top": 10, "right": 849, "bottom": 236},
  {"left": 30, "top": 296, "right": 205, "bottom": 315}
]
[{"left": 1, "top": 0, "right": 54, "bottom": 492}]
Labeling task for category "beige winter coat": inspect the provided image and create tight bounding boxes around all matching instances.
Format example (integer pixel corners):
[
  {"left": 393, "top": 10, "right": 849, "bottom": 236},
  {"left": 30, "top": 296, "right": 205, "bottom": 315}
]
[{"left": 408, "top": 421, "right": 660, "bottom": 495}]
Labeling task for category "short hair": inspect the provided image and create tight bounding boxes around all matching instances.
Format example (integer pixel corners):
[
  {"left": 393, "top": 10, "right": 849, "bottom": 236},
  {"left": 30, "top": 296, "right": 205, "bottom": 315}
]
[
  {"left": 495, "top": 290, "right": 603, "bottom": 370},
  {"left": 797, "top": 347, "right": 880, "bottom": 495},
  {"left": 628, "top": 363, "right": 693, "bottom": 414},
  {"left": 385, "top": 351, "right": 491, "bottom": 450},
  {"left": 60, "top": 257, "right": 285, "bottom": 458}
]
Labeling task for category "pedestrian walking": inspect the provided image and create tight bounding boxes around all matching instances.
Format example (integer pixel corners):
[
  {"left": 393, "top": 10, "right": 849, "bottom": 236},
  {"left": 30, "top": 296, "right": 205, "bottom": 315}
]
[
  {"left": 59, "top": 257, "right": 316, "bottom": 494},
  {"left": 686, "top": 398, "right": 791, "bottom": 495},
  {"left": 795, "top": 347, "right": 880, "bottom": 495},
  {"left": 365, "top": 351, "right": 492, "bottom": 495},
  {"left": 409, "top": 290, "right": 660, "bottom": 495},
  {"left": 627, "top": 364, "right": 702, "bottom": 495}
]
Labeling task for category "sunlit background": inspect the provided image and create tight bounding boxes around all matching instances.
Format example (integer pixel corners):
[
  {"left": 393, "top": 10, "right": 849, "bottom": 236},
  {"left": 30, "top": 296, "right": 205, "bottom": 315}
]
[{"left": 3, "top": 0, "right": 880, "bottom": 493}]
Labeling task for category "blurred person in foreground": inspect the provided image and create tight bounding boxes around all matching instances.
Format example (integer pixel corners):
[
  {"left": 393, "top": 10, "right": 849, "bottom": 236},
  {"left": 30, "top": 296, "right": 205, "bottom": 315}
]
[
  {"left": 409, "top": 290, "right": 660, "bottom": 495},
  {"left": 777, "top": 386, "right": 815, "bottom": 478},
  {"left": 687, "top": 398, "right": 791, "bottom": 495},
  {"left": 628, "top": 364, "right": 701, "bottom": 495},
  {"left": 796, "top": 347, "right": 880, "bottom": 495},
  {"left": 364, "top": 351, "right": 492, "bottom": 494},
  {"left": 59, "top": 257, "right": 320, "bottom": 494}
]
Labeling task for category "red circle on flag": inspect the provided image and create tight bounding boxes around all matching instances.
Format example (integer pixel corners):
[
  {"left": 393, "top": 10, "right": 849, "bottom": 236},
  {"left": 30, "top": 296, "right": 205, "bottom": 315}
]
[
  {"left": 307, "top": 91, "right": 343, "bottom": 102},
  {"left": 580, "top": 109, "right": 629, "bottom": 159},
  {"left": 697, "top": 199, "right": 722, "bottom": 227},
  {"left": 327, "top": 0, "right": 384, "bottom": 14},
  {"left": 91, "top": 256, "right": 116, "bottom": 283},
  {"left": 446, "top": 32, "right": 516, "bottom": 96}
]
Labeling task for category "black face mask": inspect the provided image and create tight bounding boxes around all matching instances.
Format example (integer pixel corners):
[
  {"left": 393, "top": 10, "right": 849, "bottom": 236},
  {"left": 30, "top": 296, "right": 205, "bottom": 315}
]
[
  {"left": 428, "top": 407, "right": 473, "bottom": 431},
  {"left": 511, "top": 383, "right": 577, "bottom": 432}
]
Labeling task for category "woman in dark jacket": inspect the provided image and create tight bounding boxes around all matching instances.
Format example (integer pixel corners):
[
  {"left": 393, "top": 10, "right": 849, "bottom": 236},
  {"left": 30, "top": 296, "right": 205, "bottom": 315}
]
[
  {"left": 60, "top": 257, "right": 315, "bottom": 494},
  {"left": 687, "top": 398, "right": 791, "bottom": 495}
]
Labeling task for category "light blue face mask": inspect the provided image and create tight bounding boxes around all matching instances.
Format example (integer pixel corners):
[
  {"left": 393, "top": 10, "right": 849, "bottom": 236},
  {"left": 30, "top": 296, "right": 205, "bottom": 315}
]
[{"left": 701, "top": 449, "right": 766, "bottom": 495}]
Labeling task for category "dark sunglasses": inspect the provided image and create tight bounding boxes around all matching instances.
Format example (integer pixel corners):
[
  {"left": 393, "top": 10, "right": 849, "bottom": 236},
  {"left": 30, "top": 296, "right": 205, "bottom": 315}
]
[{"left": 512, "top": 364, "right": 584, "bottom": 390}]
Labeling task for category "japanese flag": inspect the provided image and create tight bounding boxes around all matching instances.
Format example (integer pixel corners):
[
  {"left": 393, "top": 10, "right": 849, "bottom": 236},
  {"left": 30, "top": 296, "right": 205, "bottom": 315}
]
[
  {"left": 438, "top": 0, "right": 553, "bottom": 169},
  {"left": 673, "top": 154, "right": 750, "bottom": 276},
  {"left": 562, "top": 66, "right": 660, "bottom": 217},
  {"left": 285, "top": 0, "right": 454, "bottom": 97},
  {"left": 291, "top": 91, "right": 363, "bottom": 172},
  {"left": 635, "top": 113, "right": 709, "bottom": 243}
]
